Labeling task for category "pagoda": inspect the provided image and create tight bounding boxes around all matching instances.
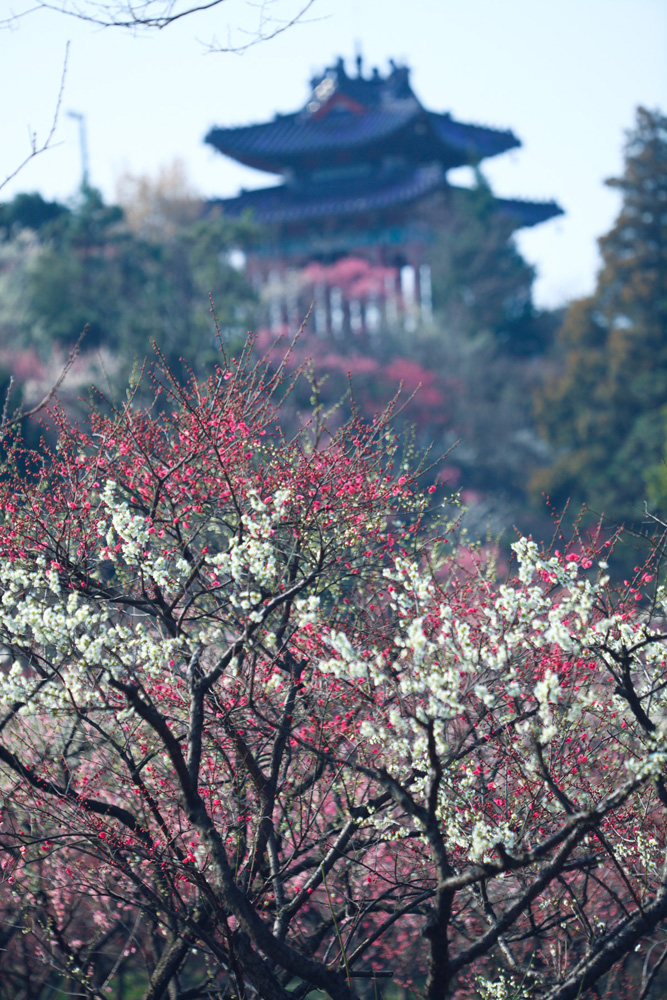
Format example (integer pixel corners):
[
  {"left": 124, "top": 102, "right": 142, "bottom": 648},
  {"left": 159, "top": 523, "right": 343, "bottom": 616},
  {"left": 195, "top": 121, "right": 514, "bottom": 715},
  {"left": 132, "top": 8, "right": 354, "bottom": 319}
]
[{"left": 205, "top": 56, "right": 563, "bottom": 330}]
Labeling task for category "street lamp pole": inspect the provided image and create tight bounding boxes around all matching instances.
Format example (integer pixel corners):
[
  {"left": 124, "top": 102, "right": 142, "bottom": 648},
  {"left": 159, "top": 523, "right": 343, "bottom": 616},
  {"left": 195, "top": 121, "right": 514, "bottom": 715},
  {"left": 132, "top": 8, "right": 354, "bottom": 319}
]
[{"left": 67, "top": 110, "right": 89, "bottom": 190}]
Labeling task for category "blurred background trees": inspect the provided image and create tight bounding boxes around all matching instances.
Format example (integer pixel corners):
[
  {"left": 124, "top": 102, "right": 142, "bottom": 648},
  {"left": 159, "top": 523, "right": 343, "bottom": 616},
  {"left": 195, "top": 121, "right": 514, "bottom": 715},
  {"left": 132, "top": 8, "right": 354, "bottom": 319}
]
[
  {"left": 429, "top": 177, "right": 555, "bottom": 357},
  {"left": 0, "top": 161, "right": 570, "bottom": 539},
  {"left": 0, "top": 172, "right": 257, "bottom": 401},
  {"left": 0, "top": 108, "right": 665, "bottom": 544},
  {"left": 534, "top": 108, "right": 667, "bottom": 523}
]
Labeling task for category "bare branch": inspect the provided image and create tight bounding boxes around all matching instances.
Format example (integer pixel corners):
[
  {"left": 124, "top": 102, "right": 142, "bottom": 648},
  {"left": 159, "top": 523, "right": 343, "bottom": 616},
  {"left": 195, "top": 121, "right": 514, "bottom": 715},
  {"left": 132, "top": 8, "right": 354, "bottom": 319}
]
[
  {"left": 1, "top": 0, "right": 320, "bottom": 46},
  {"left": 0, "top": 326, "right": 87, "bottom": 432},
  {"left": 1, "top": 41, "right": 69, "bottom": 192},
  {"left": 206, "top": 0, "right": 319, "bottom": 54}
]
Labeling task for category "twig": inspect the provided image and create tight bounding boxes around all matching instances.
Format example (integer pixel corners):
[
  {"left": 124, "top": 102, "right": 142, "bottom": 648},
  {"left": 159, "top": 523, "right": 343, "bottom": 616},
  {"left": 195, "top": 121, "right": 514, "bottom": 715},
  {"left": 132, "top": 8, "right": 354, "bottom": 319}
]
[
  {"left": 1, "top": 42, "right": 69, "bottom": 192},
  {"left": 2, "top": 1, "right": 319, "bottom": 43},
  {"left": 0, "top": 326, "right": 87, "bottom": 432},
  {"left": 208, "top": 0, "right": 320, "bottom": 54}
]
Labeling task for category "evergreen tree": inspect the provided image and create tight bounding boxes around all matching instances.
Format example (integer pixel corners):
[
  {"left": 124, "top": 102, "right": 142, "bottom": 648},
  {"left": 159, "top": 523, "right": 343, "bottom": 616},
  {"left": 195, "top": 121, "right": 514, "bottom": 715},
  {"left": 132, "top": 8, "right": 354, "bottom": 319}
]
[
  {"left": 534, "top": 107, "right": 667, "bottom": 519},
  {"left": 0, "top": 192, "right": 69, "bottom": 237}
]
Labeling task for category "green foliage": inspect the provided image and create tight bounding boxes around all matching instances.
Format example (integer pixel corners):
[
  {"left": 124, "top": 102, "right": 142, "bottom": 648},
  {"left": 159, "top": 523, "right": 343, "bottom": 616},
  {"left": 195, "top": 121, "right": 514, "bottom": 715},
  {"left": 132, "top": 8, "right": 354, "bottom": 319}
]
[
  {"left": 534, "top": 107, "right": 667, "bottom": 520},
  {"left": 0, "top": 174, "right": 555, "bottom": 533},
  {"left": 430, "top": 176, "right": 554, "bottom": 355},
  {"left": 373, "top": 180, "right": 559, "bottom": 528},
  {"left": 0, "top": 192, "right": 70, "bottom": 237},
  {"left": 0, "top": 186, "right": 258, "bottom": 380}
]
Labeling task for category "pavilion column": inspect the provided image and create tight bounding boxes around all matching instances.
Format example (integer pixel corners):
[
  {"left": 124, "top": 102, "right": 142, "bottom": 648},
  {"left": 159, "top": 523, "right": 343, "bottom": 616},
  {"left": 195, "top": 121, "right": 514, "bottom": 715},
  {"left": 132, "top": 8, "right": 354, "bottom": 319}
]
[
  {"left": 419, "top": 262, "right": 433, "bottom": 324},
  {"left": 268, "top": 268, "right": 282, "bottom": 331},
  {"left": 286, "top": 270, "right": 300, "bottom": 331},
  {"left": 384, "top": 272, "right": 399, "bottom": 328},
  {"left": 314, "top": 283, "right": 328, "bottom": 336},
  {"left": 400, "top": 262, "right": 417, "bottom": 332},
  {"left": 330, "top": 287, "right": 344, "bottom": 337},
  {"left": 349, "top": 299, "right": 363, "bottom": 335}
]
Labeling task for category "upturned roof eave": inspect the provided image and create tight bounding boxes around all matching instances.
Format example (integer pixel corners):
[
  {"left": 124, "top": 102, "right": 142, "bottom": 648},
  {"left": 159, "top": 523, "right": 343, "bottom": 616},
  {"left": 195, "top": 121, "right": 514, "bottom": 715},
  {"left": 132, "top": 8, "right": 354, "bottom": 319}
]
[
  {"left": 204, "top": 109, "right": 521, "bottom": 176},
  {"left": 426, "top": 113, "right": 521, "bottom": 161},
  {"left": 208, "top": 178, "right": 564, "bottom": 232},
  {"left": 204, "top": 128, "right": 287, "bottom": 175},
  {"left": 209, "top": 165, "right": 449, "bottom": 224},
  {"left": 494, "top": 196, "right": 565, "bottom": 228}
]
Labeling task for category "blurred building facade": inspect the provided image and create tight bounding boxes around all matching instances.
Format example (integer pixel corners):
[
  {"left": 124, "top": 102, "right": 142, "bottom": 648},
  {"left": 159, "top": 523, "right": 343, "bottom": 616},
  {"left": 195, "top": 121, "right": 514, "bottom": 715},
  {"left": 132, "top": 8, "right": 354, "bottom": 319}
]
[{"left": 206, "top": 56, "right": 562, "bottom": 335}]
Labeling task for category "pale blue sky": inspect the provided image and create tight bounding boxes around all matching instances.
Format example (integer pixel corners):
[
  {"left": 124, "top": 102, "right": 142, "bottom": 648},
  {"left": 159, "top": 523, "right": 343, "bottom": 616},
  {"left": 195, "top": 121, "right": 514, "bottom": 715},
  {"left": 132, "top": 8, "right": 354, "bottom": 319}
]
[{"left": 2, "top": 0, "right": 666, "bottom": 306}]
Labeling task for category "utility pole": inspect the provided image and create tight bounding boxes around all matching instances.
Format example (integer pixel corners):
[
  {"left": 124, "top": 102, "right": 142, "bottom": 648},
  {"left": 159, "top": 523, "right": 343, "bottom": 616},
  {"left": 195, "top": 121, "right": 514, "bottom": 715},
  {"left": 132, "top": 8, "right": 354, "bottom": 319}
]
[{"left": 67, "top": 110, "right": 89, "bottom": 190}]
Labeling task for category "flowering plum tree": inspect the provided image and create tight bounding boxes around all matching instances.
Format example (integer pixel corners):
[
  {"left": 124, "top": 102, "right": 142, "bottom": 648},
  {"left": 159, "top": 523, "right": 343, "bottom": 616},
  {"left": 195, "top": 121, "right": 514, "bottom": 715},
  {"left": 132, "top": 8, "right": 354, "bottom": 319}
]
[{"left": 1, "top": 341, "right": 667, "bottom": 1000}]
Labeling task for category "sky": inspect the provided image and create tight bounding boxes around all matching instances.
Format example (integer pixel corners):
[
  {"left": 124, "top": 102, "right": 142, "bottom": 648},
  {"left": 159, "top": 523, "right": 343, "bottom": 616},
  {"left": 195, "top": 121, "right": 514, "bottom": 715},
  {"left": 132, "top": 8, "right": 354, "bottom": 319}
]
[{"left": 1, "top": 0, "right": 666, "bottom": 308}]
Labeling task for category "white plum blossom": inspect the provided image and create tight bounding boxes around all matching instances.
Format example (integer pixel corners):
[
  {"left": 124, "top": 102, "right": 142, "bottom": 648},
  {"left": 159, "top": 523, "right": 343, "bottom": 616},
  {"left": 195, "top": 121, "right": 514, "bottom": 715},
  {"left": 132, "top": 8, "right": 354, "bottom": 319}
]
[
  {"left": 294, "top": 594, "right": 320, "bottom": 627},
  {"left": 476, "top": 973, "right": 532, "bottom": 1000},
  {"left": 534, "top": 669, "right": 563, "bottom": 744},
  {"left": 314, "top": 534, "right": 667, "bottom": 863},
  {"left": 469, "top": 818, "right": 517, "bottom": 863}
]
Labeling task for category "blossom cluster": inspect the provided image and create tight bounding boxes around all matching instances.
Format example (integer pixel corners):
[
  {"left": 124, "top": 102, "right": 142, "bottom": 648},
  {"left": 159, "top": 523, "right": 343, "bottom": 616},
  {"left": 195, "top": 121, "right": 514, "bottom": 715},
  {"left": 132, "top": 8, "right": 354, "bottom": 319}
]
[{"left": 316, "top": 536, "right": 667, "bottom": 864}]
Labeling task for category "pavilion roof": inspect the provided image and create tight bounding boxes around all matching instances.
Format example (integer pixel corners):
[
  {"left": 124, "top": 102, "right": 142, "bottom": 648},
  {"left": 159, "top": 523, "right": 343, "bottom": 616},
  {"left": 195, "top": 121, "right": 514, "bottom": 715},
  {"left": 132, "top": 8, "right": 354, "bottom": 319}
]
[
  {"left": 494, "top": 196, "right": 565, "bottom": 228},
  {"left": 205, "top": 58, "right": 520, "bottom": 175},
  {"left": 212, "top": 165, "right": 447, "bottom": 223},
  {"left": 212, "top": 166, "right": 563, "bottom": 230}
]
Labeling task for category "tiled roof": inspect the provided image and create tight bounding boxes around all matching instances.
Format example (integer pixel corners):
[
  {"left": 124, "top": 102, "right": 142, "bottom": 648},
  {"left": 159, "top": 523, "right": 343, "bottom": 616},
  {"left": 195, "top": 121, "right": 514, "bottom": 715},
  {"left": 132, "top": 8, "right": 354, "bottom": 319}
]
[
  {"left": 205, "top": 111, "right": 520, "bottom": 175},
  {"left": 429, "top": 115, "right": 519, "bottom": 159},
  {"left": 205, "top": 108, "right": 418, "bottom": 174},
  {"left": 211, "top": 165, "right": 449, "bottom": 224},
  {"left": 494, "top": 197, "right": 564, "bottom": 228},
  {"left": 210, "top": 168, "right": 563, "bottom": 231},
  {"left": 205, "top": 58, "right": 561, "bottom": 235}
]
